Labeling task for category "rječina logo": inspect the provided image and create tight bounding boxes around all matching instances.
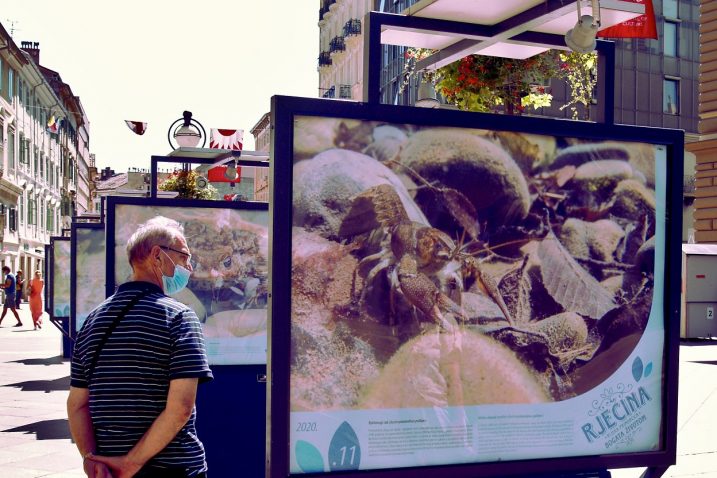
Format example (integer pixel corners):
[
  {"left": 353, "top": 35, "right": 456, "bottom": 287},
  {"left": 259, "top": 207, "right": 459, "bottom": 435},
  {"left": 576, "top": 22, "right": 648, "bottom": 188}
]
[{"left": 581, "top": 356, "right": 654, "bottom": 449}]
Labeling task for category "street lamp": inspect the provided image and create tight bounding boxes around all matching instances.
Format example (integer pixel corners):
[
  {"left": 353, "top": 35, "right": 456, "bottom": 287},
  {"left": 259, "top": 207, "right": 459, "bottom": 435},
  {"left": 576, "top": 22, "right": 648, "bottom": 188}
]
[{"left": 168, "top": 111, "right": 207, "bottom": 150}]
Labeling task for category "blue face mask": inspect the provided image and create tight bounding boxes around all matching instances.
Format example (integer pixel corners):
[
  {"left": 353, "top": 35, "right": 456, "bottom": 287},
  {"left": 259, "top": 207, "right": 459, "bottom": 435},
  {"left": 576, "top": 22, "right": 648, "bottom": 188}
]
[{"left": 160, "top": 250, "right": 191, "bottom": 295}]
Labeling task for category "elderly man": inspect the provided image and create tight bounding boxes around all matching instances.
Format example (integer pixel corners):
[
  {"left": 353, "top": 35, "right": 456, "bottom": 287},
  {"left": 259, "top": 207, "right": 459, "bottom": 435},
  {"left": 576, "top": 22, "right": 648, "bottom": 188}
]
[{"left": 68, "top": 216, "right": 213, "bottom": 478}]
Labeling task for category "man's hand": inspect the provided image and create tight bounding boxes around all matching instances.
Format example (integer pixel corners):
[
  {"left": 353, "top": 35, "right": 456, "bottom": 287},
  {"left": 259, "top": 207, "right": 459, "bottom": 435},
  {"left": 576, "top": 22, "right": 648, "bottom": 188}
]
[
  {"left": 83, "top": 457, "right": 114, "bottom": 478},
  {"left": 85, "top": 453, "right": 143, "bottom": 478}
]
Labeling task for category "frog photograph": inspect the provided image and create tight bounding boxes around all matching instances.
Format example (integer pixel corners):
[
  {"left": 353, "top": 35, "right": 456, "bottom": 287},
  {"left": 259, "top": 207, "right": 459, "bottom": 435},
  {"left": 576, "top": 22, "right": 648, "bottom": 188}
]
[
  {"left": 289, "top": 117, "right": 662, "bottom": 410},
  {"left": 109, "top": 200, "right": 269, "bottom": 364}
]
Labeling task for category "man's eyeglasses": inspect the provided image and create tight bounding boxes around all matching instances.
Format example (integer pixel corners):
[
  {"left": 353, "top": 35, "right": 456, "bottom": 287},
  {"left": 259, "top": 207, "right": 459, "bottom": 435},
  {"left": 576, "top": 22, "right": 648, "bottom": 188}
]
[{"left": 159, "top": 246, "right": 192, "bottom": 262}]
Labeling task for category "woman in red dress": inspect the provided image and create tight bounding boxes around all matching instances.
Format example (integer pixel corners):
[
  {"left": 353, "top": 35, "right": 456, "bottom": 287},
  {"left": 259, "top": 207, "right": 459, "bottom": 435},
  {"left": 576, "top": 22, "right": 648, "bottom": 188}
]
[{"left": 28, "top": 270, "right": 44, "bottom": 330}]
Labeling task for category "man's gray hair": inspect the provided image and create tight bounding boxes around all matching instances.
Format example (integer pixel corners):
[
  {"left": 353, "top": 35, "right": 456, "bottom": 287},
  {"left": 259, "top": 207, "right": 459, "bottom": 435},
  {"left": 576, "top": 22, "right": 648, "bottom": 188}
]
[{"left": 127, "top": 216, "right": 185, "bottom": 266}]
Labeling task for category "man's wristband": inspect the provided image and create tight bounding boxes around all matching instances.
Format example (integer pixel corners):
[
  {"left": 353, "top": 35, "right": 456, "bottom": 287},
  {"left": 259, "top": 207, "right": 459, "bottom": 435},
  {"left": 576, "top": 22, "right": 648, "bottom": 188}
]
[{"left": 83, "top": 451, "right": 95, "bottom": 460}]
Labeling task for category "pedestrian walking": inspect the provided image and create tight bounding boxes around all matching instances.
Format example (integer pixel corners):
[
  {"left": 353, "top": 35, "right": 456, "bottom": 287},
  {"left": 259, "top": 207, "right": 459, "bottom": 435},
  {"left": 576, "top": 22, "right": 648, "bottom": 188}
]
[
  {"left": 28, "top": 270, "right": 44, "bottom": 330},
  {"left": 15, "top": 270, "right": 24, "bottom": 309},
  {"left": 0, "top": 266, "right": 23, "bottom": 327},
  {"left": 68, "top": 216, "right": 213, "bottom": 478}
]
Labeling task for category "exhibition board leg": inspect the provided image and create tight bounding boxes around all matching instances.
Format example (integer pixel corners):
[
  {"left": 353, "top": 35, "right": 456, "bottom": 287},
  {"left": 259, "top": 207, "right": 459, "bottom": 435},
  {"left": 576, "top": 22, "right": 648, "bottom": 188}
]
[
  {"left": 195, "top": 364, "right": 267, "bottom": 478},
  {"left": 49, "top": 316, "right": 73, "bottom": 359}
]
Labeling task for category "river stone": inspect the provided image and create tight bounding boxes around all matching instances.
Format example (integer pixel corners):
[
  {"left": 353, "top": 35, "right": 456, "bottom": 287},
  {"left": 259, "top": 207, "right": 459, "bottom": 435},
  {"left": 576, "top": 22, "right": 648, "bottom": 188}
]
[
  {"left": 603, "top": 141, "right": 656, "bottom": 187},
  {"left": 293, "top": 117, "right": 344, "bottom": 160},
  {"left": 560, "top": 218, "right": 625, "bottom": 262},
  {"left": 359, "top": 328, "right": 549, "bottom": 408},
  {"left": 573, "top": 160, "right": 634, "bottom": 191},
  {"left": 610, "top": 179, "right": 656, "bottom": 221},
  {"left": 527, "top": 312, "right": 588, "bottom": 354},
  {"left": 398, "top": 129, "right": 530, "bottom": 227},
  {"left": 372, "top": 124, "right": 408, "bottom": 143},
  {"left": 293, "top": 149, "right": 428, "bottom": 239},
  {"left": 550, "top": 143, "right": 631, "bottom": 170}
]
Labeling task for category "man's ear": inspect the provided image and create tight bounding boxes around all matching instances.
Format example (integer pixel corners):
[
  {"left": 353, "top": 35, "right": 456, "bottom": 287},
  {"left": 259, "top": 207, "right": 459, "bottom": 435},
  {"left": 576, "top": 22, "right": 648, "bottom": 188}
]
[{"left": 151, "top": 245, "right": 162, "bottom": 262}]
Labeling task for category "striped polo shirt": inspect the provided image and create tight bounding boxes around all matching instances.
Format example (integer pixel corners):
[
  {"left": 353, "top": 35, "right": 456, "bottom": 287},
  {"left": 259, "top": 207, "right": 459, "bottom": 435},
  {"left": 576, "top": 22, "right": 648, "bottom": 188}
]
[{"left": 71, "top": 281, "right": 213, "bottom": 476}]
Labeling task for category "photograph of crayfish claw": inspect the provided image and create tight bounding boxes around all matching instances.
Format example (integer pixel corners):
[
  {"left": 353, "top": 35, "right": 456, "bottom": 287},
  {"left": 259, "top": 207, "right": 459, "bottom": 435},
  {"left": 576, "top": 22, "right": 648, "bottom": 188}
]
[{"left": 290, "top": 119, "right": 658, "bottom": 411}]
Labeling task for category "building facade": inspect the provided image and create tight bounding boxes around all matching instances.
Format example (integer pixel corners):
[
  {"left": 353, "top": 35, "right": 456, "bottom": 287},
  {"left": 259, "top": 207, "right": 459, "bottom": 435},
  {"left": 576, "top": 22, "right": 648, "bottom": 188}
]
[
  {"left": 318, "top": 0, "right": 371, "bottom": 101},
  {"left": 0, "top": 23, "right": 90, "bottom": 285},
  {"left": 687, "top": 0, "right": 717, "bottom": 243}
]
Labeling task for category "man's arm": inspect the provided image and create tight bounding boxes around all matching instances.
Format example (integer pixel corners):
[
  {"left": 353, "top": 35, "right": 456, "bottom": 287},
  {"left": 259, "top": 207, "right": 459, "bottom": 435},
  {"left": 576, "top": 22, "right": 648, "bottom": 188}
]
[
  {"left": 67, "top": 387, "right": 113, "bottom": 478},
  {"left": 67, "top": 387, "right": 96, "bottom": 458},
  {"left": 89, "top": 378, "right": 199, "bottom": 478}
]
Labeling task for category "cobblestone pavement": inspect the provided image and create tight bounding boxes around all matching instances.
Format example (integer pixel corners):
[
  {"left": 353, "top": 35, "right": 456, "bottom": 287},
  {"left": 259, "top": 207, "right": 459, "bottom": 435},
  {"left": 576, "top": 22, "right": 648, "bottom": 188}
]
[{"left": 0, "top": 303, "right": 715, "bottom": 478}]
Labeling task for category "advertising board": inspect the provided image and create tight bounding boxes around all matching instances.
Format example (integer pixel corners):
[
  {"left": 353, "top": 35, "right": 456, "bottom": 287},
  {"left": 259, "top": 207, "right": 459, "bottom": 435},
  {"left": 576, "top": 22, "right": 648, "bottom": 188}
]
[{"left": 268, "top": 96, "right": 683, "bottom": 477}]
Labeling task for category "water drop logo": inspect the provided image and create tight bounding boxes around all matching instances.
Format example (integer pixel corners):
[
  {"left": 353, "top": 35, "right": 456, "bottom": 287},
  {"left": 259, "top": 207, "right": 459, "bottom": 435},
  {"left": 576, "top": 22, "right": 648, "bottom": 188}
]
[
  {"left": 328, "top": 421, "right": 361, "bottom": 471},
  {"left": 295, "top": 440, "right": 324, "bottom": 473},
  {"left": 632, "top": 357, "right": 643, "bottom": 382},
  {"left": 632, "top": 356, "right": 653, "bottom": 382}
]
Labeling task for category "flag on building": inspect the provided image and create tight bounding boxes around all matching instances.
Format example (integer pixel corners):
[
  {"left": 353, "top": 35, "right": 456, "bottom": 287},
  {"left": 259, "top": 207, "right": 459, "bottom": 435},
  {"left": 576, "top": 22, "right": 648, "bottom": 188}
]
[
  {"left": 209, "top": 128, "right": 243, "bottom": 151},
  {"left": 125, "top": 120, "right": 148, "bottom": 135},
  {"left": 598, "top": 0, "right": 657, "bottom": 39},
  {"left": 47, "top": 115, "right": 60, "bottom": 134}
]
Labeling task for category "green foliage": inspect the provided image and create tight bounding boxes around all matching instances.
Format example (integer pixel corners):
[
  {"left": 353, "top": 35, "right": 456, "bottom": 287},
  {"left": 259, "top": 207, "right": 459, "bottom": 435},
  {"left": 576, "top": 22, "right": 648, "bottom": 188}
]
[
  {"left": 159, "top": 169, "right": 217, "bottom": 200},
  {"left": 558, "top": 52, "right": 598, "bottom": 120},
  {"left": 402, "top": 48, "right": 598, "bottom": 118},
  {"left": 436, "top": 51, "right": 561, "bottom": 114}
]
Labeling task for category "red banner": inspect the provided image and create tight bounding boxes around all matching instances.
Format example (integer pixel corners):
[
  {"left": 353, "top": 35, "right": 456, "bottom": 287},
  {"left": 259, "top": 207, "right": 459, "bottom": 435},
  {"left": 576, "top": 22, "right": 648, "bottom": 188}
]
[
  {"left": 207, "top": 165, "right": 241, "bottom": 183},
  {"left": 598, "top": 0, "right": 657, "bottom": 39}
]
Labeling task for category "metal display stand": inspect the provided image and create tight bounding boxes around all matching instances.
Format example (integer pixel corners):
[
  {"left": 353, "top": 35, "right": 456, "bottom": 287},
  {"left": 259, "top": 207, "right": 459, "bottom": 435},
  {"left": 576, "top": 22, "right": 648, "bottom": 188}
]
[
  {"left": 268, "top": 95, "right": 682, "bottom": 478},
  {"left": 70, "top": 222, "right": 105, "bottom": 337},
  {"left": 104, "top": 194, "right": 269, "bottom": 478},
  {"left": 149, "top": 151, "right": 269, "bottom": 200}
]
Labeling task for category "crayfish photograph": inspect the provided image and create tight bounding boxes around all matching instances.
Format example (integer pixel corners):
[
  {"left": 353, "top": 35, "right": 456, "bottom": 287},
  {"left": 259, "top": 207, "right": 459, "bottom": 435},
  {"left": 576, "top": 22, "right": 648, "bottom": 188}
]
[{"left": 289, "top": 116, "right": 664, "bottom": 412}]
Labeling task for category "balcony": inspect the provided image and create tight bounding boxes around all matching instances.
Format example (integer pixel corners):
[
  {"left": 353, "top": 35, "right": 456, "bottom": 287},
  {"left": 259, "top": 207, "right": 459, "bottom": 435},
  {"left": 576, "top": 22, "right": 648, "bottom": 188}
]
[
  {"left": 319, "top": 0, "right": 336, "bottom": 21},
  {"left": 338, "top": 84, "right": 352, "bottom": 99},
  {"left": 318, "top": 51, "right": 332, "bottom": 68},
  {"left": 321, "top": 86, "right": 336, "bottom": 99},
  {"left": 343, "top": 19, "right": 361, "bottom": 37},
  {"left": 329, "top": 36, "right": 346, "bottom": 54}
]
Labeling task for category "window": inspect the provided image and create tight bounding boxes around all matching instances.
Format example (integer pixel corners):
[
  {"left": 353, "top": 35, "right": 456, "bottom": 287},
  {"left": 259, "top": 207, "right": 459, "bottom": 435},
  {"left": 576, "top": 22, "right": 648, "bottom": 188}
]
[
  {"left": 28, "top": 196, "right": 36, "bottom": 226},
  {"left": 664, "top": 21, "right": 678, "bottom": 57},
  {"left": 664, "top": 0, "right": 678, "bottom": 19},
  {"left": 46, "top": 203, "right": 53, "bottom": 232},
  {"left": 18, "top": 80, "right": 23, "bottom": 105},
  {"left": 663, "top": 78, "right": 679, "bottom": 114},
  {"left": 19, "top": 192, "right": 24, "bottom": 226},
  {"left": 0, "top": 58, "right": 3, "bottom": 93},
  {"left": 8, "top": 208, "right": 16, "bottom": 232},
  {"left": 8, "top": 130, "right": 15, "bottom": 169},
  {"left": 8, "top": 69, "right": 13, "bottom": 100},
  {"left": 19, "top": 137, "right": 27, "bottom": 165}
]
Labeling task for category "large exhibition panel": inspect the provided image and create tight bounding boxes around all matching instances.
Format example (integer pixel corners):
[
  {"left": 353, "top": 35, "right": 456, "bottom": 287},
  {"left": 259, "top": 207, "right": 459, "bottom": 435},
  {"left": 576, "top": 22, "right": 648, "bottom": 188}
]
[{"left": 268, "top": 96, "right": 683, "bottom": 478}]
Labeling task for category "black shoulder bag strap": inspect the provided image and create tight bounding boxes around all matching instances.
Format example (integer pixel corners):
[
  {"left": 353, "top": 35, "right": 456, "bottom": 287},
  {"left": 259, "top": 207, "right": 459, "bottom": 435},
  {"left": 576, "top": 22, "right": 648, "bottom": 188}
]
[{"left": 88, "top": 289, "right": 154, "bottom": 383}]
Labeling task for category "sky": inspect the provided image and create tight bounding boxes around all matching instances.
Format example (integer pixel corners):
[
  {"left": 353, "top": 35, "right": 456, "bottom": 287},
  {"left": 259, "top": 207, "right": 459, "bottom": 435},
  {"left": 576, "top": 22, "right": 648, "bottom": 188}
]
[{"left": 4, "top": 0, "right": 319, "bottom": 172}]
